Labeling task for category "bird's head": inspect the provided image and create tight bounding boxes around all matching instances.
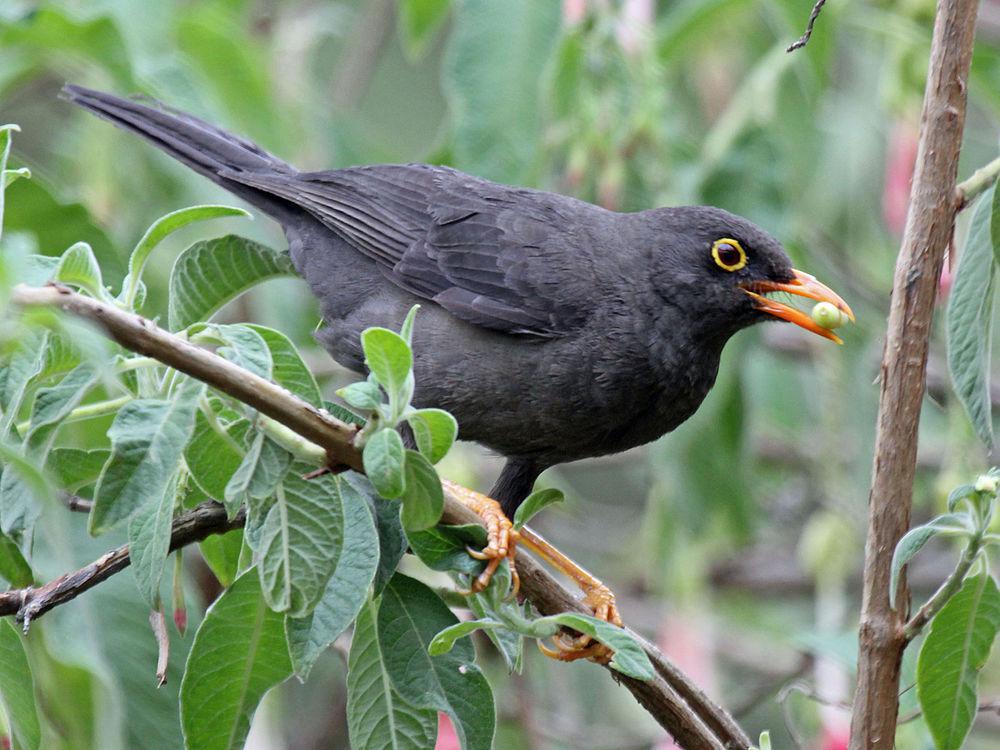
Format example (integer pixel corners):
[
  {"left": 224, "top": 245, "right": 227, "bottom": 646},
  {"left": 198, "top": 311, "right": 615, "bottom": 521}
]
[{"left": 641, "top": 206, "right": 854, "bottom": 344}]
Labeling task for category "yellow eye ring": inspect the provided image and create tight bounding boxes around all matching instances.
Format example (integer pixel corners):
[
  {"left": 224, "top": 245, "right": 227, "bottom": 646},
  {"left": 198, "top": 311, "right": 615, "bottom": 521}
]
[{"left": 711, "top": 238, "right": 747, "bottom": 272}]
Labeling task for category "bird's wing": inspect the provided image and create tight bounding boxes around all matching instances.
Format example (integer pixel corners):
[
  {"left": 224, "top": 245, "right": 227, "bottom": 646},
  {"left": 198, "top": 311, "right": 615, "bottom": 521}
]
[{"left": 225, "top": 164, "right": 592, "bottom": 336}]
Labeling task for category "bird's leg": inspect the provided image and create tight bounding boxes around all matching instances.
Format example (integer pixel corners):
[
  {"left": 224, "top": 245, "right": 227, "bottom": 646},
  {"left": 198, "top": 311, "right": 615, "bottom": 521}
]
[
  {"left": 442, "top": 480, "right": 520, "bottom": 597},
  {"left": 516, "top": 526, "right": 622, "bottom": 664}
]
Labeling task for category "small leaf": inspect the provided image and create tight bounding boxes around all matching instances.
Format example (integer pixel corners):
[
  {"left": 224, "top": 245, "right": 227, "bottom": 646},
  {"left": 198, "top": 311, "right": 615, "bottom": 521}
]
[
  {"left": 245, "top": 324, "right": 323, "bottom": 406},
  {"left": 54, "top": 241, "right": 109, "bottom": 300},
  {"left": 0, "top": 530, "right": 32, "bottom": 587},
  {"left": 399, "top": 304, "right": 421, "bottom": 345},
  {"left": 337, "top": 381, "right": 384, "bottom": 412},
  {"left": 407, "top": 408, "right": 458, "bottom": 464},
  {"left": 124, "top": 205, "right": 249, "bottom": 308},
  {"left": 24, "top": 364, "right": 97, "bottom": 457},
  {"left": 256, "top": 471, "right": 350, "bottom": 616},
  {"left": 379, "top": 574, "right": 496, "bottom": 750},
  {"left": 286, "top": 475, "right": 379, "bottom": 678},
  {"left": 361, "top": 328, "right": 412, "bottom": 407},
  {"left": 324, "top": 401, "right": 366, "bottom": 427},
  {"left": 90, "top": 379, "right": 203, "bottom": 534},
  {"left": 532, "top": 613, "right": 654, "bottom": 680},
  {"left": 196, "top": 323, "right": 272, "bottom": 381},
  {"left": 347, "top": 598, "right": 437, "bottom": 750},
  {"left": 180, "top": 571, "right": 292, "bottom": 750},
  {"left": 947, "top": 186, "right": 997, "bottom": 448},
  {"left": 363, "top": 428, "right": 406, "bottom": 499},
  {"left": 948, "top": 484, "right": 977, "bottom": 512},
  {"left": 0, "top": 619, "right": 41, "bottom": 750},
  {"left": 223, "top": 431, "right": 290, "bottom": 517},
  {"left": 400, "top": 450, "right": 444, "bottom": 531},
  {"left": 917, "top": 573, "right": 1000, "bottom": 750},
  {"left": 512, "top": 488, "right": 564, "bottom": 529},
  {"left": 168, "top": 235, "right": 296, "bottom": 330},
  {"left": 406, "top": 524, "right": 487, "bottom": 575},
  {"left": 128, "top": 471, "right": 182, "bottom": 605},
  {"left": 428, "top": 618, "right": 504, "bottom": 656},
  {"left": 890, "top": 523, "right": 945, "bottom": 606}
]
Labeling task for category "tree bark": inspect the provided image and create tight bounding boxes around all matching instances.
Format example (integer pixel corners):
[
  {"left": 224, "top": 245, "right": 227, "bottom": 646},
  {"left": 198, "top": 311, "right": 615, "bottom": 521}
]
[{"left": 849, "top": 1, "right": 980, "bottom": 747}]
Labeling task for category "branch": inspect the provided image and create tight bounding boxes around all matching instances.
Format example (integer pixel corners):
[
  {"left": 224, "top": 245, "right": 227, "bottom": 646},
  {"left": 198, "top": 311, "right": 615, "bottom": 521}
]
[
  {"left": 903, "top": 534, "right": 982, "bottom": 640},
  {"left": 786, "top": 0, "right": 828, "bottom": 53},
  {"left": 7, "top": 283, "right": 749, "bottom": 750},
  {"left": 849, "top": 0, "right": 980, "bottom": 747}
]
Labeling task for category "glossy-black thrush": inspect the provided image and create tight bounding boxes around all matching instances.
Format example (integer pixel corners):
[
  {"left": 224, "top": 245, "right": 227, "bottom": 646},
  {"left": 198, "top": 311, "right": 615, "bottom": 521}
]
[{"left": 63, "top": 86, "right": 853, "bottom": 519}]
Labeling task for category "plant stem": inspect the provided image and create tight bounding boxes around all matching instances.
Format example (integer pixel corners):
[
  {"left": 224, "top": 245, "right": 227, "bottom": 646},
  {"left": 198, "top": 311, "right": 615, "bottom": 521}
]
[
  {"left": 903, "top": 534, "right": 983, "bottom": 639},
  {"left": 16, "top": 394, "right": 132, "bottom": 435},
  {"left": 956, "top": 155, "right": 1000, "bottom": 209},
  {"left": 257, "top": 415, "right": 328, "bottom": 466},
  {"left": 849, "top": 0, "right": 980, "bottom": 746}
]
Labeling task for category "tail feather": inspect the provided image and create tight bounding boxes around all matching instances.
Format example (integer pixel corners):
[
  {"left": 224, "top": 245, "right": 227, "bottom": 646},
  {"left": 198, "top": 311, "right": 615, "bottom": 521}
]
[{"left": 61, "top": 84, "right": 298, "bottom": 218}]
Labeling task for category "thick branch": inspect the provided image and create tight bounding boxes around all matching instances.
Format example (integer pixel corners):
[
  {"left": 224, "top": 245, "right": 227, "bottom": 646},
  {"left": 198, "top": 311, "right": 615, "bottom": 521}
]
[
  {"left": 850, "top": 1, "right": 980, "bottom": 747},
  {"left": 7, "top": 283, "right": 749, "bottom": 750}
]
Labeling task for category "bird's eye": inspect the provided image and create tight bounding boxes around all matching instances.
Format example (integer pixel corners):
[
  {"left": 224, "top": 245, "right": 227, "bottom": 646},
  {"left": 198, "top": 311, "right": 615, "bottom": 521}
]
[{"left": 711, "top": 238, "right": 747, "bottom": 272}]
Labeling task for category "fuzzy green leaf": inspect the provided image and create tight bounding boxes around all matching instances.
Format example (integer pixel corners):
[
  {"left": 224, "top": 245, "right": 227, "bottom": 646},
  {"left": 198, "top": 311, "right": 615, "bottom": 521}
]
[
  {"left": 361, "top": 328, "right": 412, "bottom": 407},
  {"left": 347, "top": 598, "right": 437, "bottom": 750},
  {"left": 0, "top": 619, "right": 41, "bottom": 750},
  {"left": 378, "top": 574, "right": 495, "bottom": 750},
  {"left": 53, "top": 241, "right": 109, "bottom": 300},
  {"left": 90, "top": 379, "right": 203, "bottom": 534},
  {"left": 363, "top": 428, "right": 406, "bottom": 499},
  {"left": 512, "top": 488, "right": 564, "bottom": 529},
  {"left": 286, "top": 475, "right": 379, "bottom": 678},
  {"left": 407, "top": 408, "right": 458, "bottom": 464},
  {"left": 338, "top": 381, "right": 384, "bottom": 412},
  {"left": 532, "top": 613, "right": 654, "bottom": 680},
  {"left": 400, "top": 449, "right": 444, "bottom": 531},
  {"left": 917, "top": 573, "right": 1000, "bottom": 750},
  {"left": 947, "top": 187, "right": 997, "bottom": 448},
  {"left": 168, "top": 235, "right": 296, "bottom": 331},
  {"left": 128, "top": 471, "right": 182, "bottom": 605},
  {"left": 180, "top": 571, "right": 292, "bottom": 750}
]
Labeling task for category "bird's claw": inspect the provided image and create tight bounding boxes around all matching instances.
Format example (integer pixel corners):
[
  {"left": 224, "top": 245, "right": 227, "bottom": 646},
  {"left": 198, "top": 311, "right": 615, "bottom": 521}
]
[{"left": 445, "top": 480, "right": 521, "bottom": 598}]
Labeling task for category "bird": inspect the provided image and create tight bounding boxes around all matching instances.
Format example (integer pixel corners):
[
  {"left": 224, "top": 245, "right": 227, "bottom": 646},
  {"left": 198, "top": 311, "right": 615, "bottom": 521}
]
[{"left": 63, "top": 86, "right": 852, "bottom": 652}]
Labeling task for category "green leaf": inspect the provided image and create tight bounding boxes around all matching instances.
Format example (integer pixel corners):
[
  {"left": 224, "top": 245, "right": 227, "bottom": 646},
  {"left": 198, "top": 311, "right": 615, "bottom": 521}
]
[
  {"left": 0, "top": 619, "right": 41, "bottom": 750},
  {"left": 337, "top": 381, "right": 384, "bottom": 412},
  {"left": 286, "top": 475, "right": 379, "bottom": 678},
  {"left": 400, "top": 450, "right": 444, "bottom": 531},
  {"left": 363, "top": 428, "right": 406, "bottom": 499},
  {"left": 347, "top": 598, "right": 437, "bottom": 750},
  {"left": 24, "top": 364, "right": 97, "bottom": 456},
  {"left": 370, "top": 493, "right": 409, "bottom": 596},
  {"left": 428, "top": 618, "right": 505, "bottom": 656},
  {"left": 532, "top": 613, "right": 654, "bottom": 680},
  {"left": 124, "top": 205, "right": 249, "bottom": 308},
  {"left": 444, "top": 0, "right": 561, "bottom": 183},
  {"left": 512, "top": 488, "right": 564, "bottom": 529},
  {"left": 199, "top": 529, "right": 244, "bottom": 588},
  {"left": 196, "top": 323, "right": 272, "bottom": 381},
  {"left": 185, "top": 401, "right": 249, "bottom": 499},
  {"left": 0, "top": 124, "right": 18, "bottom": 241},
  {"left": 246, "top": 324, "right": 323, "bottom": 407},
  {"left": 223, "top": 431, "right": 290, "bottom": 517},
  {"left": 947, "top": 186, "right": 997, "bottom": 448},
  {"left": 180, "top": 571, "right": 292, "bottom": 750},
  {"left": 948, "top": 484, "right": 977, "bottom": 512},
  {"left": 256, "top": 470, "right": 350, "bottom": 616},
  {"left": 890, "top": 523, "right": 945, "bottom": 606},
  {"left": 128, "top": 471, "right": 182, "bottom": 606},
  {"left": 168, "top": 235, "right": 296, "bottom": 331},
  {"left": 407, "top": 524, "right": 487, "bottom": 575},
  {"left": 399, "top": 0, "right": 451, "bottom": 59},
  {"left": 361, "top": 328, "right": 413, "bottom": 408},
  {"left": 90, "top": 380, "right": 204, "bottom": 534},
  {"left": 399, "top": 304, "right": 421, "bottom": 346},
  {"left": 53, "top": 242, "right": 109, "bottom": 300},
  {"left": 917, "top": 573, "right": 1000, "bottom": 750},
  {"left": 0, "top": 442, "right": 53, "bottom": 536},
  {"left": 407, "top": 408, "right": 458, "bottom": 464},
  {"left": 324, "top": 401, "right": 366, "bottom": 428},
  {"left": 0, "top": 330, "right": 47, "bottom": 437},
  {"left": 0, "top": 530, "right": 32, "bottom": 587},
  {"left": 379, "top": 574, "right": 496, "bottom": 750}
]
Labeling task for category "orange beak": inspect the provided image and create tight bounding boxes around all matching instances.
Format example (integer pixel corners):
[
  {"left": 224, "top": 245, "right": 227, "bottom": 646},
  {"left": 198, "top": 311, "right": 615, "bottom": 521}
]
[{"left": 740, "top": 269, "right": 855, "bottom": 344}]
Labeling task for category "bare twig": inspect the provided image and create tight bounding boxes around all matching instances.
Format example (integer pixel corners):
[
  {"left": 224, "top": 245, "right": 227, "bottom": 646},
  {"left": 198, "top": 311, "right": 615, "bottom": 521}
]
[
  {"left": 6, "top": 283, "right": 750, "bottom": 750},
  {"left": 850, "top": 1, "right": 981, "bottom": 747},
  {"left": 786, "top": 0, "right": 828, "bottom": 53}
]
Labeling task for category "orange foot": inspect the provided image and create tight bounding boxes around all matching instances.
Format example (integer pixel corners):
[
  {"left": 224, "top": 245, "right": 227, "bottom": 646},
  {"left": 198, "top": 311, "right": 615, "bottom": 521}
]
[
  {"left": 442, "top": 480, "right": 520, "bottom": 597},
  {"left": 443, "top": 480, "right": 623, "bottom": 664}
]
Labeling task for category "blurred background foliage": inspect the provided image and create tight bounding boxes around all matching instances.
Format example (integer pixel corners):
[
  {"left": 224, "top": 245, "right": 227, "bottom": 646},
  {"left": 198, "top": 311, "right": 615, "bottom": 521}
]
[{"left": 1, "top": 0, "right": 1000, "bottom": 747}]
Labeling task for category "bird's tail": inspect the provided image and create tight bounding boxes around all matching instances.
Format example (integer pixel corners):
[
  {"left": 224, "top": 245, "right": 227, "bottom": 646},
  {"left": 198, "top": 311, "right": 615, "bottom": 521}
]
[{"left": 61, "top": 84, "right": 297, "bottom": 219}]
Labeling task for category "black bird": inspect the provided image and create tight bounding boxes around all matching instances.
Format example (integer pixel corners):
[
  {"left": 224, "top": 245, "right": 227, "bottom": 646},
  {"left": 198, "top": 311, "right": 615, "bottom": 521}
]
[{"left": 62, "top": 86, "right": 852, "bottom": 518}]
